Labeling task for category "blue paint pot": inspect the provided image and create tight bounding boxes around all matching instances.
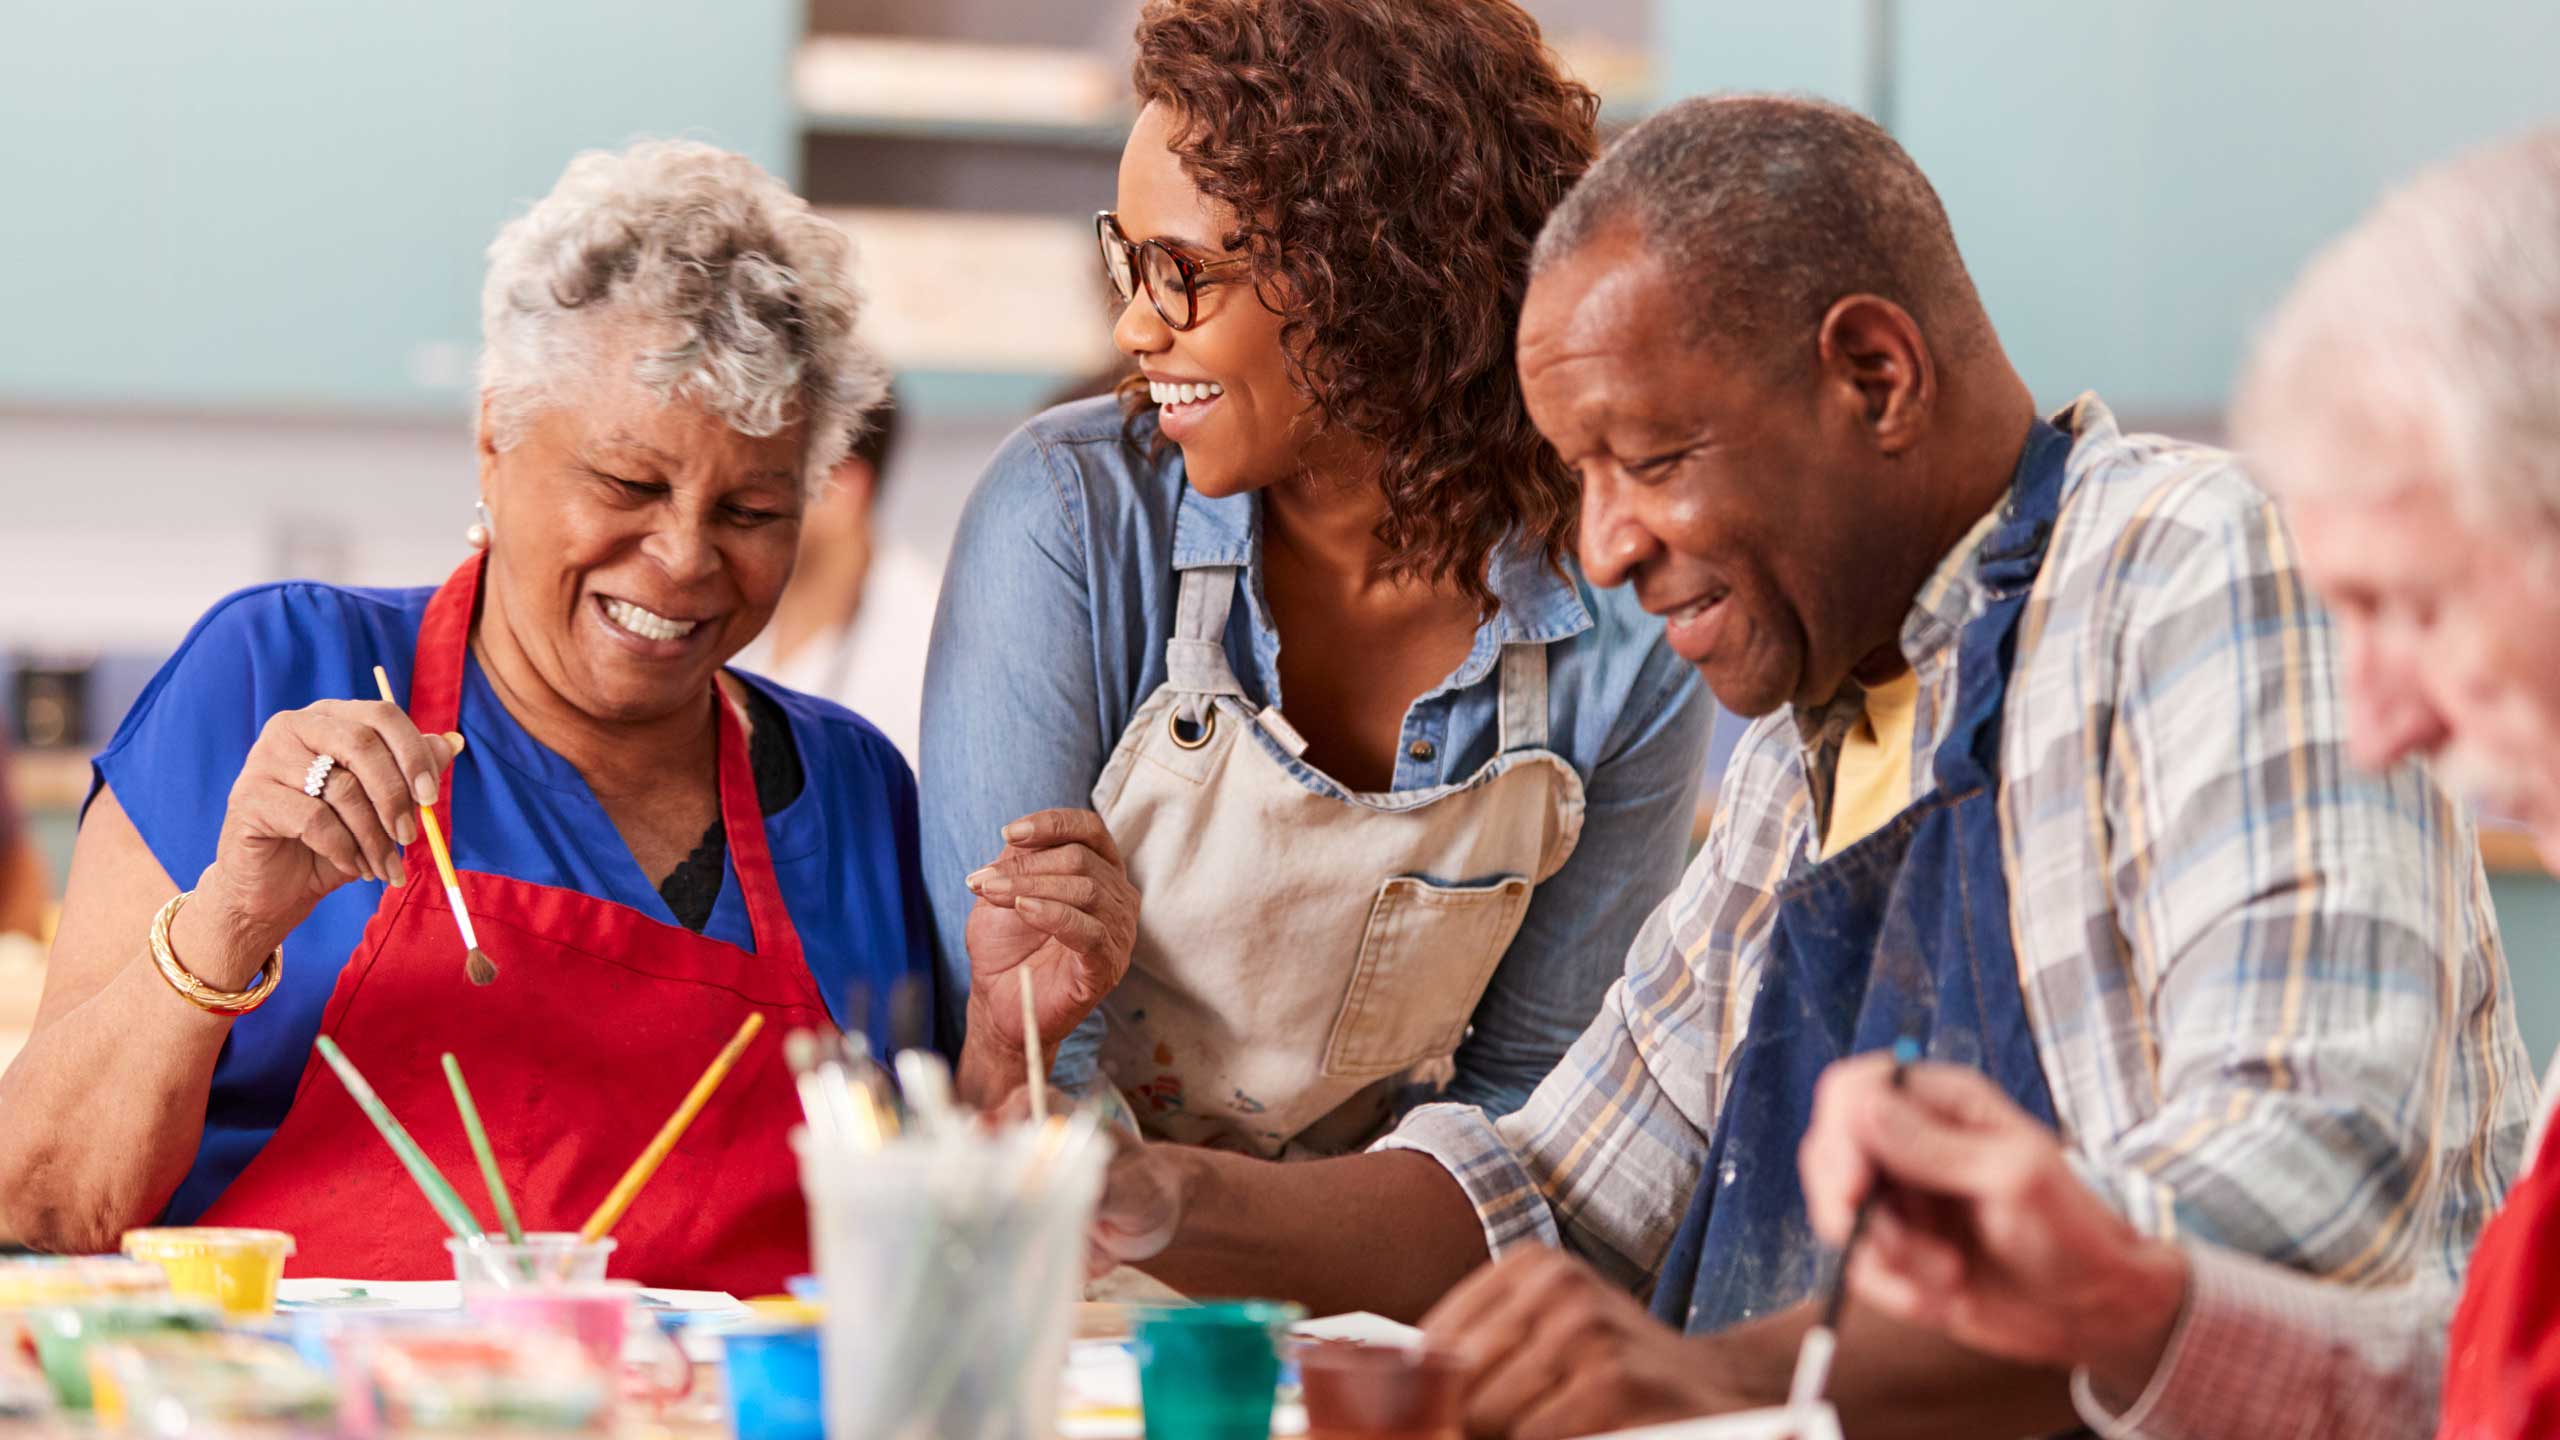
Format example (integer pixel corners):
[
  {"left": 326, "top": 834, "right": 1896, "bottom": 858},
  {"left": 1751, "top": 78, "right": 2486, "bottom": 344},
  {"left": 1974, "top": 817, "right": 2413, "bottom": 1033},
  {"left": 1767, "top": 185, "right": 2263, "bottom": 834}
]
[{"left": 722, "top": 1327, "right": 822, "bottom": 1440}]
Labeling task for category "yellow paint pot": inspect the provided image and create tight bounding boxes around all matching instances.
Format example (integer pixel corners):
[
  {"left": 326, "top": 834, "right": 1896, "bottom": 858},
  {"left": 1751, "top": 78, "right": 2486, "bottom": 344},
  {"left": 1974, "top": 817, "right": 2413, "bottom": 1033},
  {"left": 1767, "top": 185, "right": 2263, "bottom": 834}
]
[{"left": 118, "top": 1229, "right": 296, "bottom": 1318}]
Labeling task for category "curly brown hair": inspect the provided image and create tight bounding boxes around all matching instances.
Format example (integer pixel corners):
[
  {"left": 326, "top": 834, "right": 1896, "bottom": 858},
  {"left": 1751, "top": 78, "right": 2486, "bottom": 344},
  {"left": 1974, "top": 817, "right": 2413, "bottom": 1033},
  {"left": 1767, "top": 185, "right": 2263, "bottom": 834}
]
[{"left": 1124, "top": 0, "right": 1599, "bottom": 609}]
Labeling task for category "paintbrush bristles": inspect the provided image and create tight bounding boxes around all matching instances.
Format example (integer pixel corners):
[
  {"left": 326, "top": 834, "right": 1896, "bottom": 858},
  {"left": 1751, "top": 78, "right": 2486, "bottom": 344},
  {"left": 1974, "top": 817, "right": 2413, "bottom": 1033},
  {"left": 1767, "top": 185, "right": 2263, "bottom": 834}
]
[{"left": 465, "top": 949, "right": 497, "bottom": 986}]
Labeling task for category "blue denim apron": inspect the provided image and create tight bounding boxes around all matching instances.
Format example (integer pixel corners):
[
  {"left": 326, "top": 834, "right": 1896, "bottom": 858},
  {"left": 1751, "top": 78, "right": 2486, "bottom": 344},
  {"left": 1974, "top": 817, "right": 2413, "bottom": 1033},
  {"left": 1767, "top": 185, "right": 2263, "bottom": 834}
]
[{"left": 1650, "top": 418, "right": 2076, "bottom": 1334}]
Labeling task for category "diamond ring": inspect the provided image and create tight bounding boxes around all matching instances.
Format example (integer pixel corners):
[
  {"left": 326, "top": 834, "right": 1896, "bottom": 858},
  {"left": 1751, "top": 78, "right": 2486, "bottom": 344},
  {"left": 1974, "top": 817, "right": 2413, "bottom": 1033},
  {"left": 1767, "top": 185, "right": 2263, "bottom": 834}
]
[{"left": 303, "top": 753, "right": 338, "bottom": 798}]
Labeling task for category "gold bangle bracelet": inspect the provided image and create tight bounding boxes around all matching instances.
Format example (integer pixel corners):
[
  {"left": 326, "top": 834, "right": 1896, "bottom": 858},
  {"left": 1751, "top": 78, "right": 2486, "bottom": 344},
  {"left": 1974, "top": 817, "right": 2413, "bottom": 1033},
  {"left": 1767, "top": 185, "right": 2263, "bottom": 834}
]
[{"left": 149, "top": 890, "right": 282, "bottom": 1015}]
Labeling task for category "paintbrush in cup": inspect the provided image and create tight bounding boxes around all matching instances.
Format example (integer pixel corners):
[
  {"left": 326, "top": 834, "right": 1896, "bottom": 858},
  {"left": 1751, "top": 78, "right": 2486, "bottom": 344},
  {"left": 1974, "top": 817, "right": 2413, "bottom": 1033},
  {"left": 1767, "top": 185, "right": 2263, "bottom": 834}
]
[
  {"left": 371, "top": 665, "right": 494, "bottom": 986},
  {"left": 1787, "top": 1036, "right": 1921, "bottom": 1414},
  {"left": 1019, "top": 966, "right": 1047, "bottom": 1124},
  {"left": 314, "top": 1035, "right": 484, "bottom": 1241},
  {"left": 442, "top": 1052, "right": 524, "bottom": 1245}
]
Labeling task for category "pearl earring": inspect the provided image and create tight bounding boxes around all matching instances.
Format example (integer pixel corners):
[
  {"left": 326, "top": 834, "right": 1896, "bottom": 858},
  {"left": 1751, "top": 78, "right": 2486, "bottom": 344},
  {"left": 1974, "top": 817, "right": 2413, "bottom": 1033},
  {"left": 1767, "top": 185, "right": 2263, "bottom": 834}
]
[{"left": 465, "top": 499, "right": 493, "bottom": 550}]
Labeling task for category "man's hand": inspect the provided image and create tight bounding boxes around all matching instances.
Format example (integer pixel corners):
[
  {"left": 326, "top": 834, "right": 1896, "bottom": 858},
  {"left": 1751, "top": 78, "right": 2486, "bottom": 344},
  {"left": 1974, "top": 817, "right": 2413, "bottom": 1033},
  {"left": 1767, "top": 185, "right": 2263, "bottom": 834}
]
[
  {"left": 1797, "top": 1055, "right": 2192, "bottom": 1397},
  {"left": 1420, "top": 1248, "right": 1742, "bottom": 1440},
  {"left": 986, "top": 1084, "right": 1186, "bottom": 1282}
]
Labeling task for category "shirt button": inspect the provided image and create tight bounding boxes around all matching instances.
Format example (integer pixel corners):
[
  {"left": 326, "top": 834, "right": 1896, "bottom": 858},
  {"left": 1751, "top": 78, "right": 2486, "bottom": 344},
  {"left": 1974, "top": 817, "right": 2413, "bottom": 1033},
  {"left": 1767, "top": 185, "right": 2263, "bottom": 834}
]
[{"left": 1409, "top": 740, "right": 1436, "bottom": 761}]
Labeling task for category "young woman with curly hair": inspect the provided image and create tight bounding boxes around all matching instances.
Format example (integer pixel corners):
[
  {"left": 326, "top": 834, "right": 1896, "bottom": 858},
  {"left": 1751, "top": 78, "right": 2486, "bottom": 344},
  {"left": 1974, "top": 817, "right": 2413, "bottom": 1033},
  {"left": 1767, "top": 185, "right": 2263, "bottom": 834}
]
[{"left": 923, "top": 0, "right": 1710, "bottom": 1153}]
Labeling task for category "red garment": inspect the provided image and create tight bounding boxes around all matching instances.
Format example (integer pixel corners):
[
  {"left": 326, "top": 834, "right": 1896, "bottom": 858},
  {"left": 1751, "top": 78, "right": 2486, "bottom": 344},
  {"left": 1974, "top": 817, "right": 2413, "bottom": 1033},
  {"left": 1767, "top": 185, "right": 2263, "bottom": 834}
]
[
  {"left": 2440, "top": 1123, "right": 2560, "bottom": 1438},
  {"left": 199, "top": 555, "right": 828, "bottom": 1295}
]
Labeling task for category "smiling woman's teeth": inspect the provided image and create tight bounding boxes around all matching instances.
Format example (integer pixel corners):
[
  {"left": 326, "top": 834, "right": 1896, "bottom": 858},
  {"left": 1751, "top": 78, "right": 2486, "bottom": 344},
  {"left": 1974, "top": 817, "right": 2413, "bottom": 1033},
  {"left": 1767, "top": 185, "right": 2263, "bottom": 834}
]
[
  {"left": 1149, "top": 380, "right": 1225, "bottom": 408},
  {"left": 604, "top": 598, "right": 699, "bottom": 641}
]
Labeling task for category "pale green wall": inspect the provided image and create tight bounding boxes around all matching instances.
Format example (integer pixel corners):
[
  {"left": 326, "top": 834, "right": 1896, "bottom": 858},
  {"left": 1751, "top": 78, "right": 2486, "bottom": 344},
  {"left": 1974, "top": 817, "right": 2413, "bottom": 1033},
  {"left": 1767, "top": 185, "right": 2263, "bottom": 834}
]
[
  {"left": 2490, "top": 877, "right": 2560, "bottom": 1070},
  {"left": 0, "top": 0, "right": 796, "bottom": 417},
  {"left": 1659, "top": 1, "right": 2560, "bottom": 414}
]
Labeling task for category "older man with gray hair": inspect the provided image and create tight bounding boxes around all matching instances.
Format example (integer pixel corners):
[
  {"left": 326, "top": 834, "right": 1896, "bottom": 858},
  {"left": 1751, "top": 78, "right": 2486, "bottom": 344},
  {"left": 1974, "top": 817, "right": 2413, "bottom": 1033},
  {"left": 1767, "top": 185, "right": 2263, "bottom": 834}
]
[
  {"left": 1085, "top": 94, "right": 2530, "bottom": 1438},
  {"left": 1798, "top": 123, "right": 2560, "bottom": 1440}
]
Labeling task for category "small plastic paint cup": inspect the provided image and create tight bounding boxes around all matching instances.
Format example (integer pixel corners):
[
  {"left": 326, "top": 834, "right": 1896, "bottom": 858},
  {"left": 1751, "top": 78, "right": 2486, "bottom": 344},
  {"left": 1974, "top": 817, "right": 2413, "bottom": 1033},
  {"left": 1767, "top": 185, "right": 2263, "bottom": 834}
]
[
  {"left": 0, "top": 1255, "right": 170, "bottom": 1360},
  {"left": 466, "top": 1280, "right": 692, "bottom": 1415},
  {"left": 118, "top": 1228, "right": 295, "bottom": 1318},
  {"left": 722, "top": 1325, "right": 824, "bottom": 1440},
  {"left": 1132, "top": 1300, "right": 1304, "bottom": 1440},
  {"left": 1299, "top": 1342, "right": 1465, "bottom": 1440},
  {"left": 445, "top": 1231, "right": 617, "bottom": 1289},
  {"left": 25, "top": 1298, "right": 220, "bottom": 1409}
]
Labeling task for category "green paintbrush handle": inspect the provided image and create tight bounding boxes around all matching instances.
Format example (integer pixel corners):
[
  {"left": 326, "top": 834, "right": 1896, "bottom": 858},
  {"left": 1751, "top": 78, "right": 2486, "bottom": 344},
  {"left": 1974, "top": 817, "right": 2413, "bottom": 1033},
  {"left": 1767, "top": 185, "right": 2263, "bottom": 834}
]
[
  {"left": 314, "top": 1036, "right": 483, "bottom": 1241},
  {"left": 442, "top": 1052, "right": 525, "bottom": 1245}
]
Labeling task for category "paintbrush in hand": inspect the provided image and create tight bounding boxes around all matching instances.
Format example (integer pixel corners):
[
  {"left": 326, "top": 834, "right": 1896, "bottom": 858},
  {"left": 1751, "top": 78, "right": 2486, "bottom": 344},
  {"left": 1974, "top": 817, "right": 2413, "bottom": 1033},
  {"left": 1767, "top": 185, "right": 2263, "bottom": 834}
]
[
  {"left": 372, "top": 665, "right": 495, "bottom": 985},
  {"left": 1787, "top": 1036, "right": 1921, "bottom": 1414}
]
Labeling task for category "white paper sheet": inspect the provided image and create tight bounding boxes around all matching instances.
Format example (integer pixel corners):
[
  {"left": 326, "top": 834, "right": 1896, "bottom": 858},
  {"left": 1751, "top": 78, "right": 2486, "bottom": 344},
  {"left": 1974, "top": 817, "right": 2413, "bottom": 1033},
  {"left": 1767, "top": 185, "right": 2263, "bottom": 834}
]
[{"left": 276, "top": 1278, "right": 745, "bottom": 1316}]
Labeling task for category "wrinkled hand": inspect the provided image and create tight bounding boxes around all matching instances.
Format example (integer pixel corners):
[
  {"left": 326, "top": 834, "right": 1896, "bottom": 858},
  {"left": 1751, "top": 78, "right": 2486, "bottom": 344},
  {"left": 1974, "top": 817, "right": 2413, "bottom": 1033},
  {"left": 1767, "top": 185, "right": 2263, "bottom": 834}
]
[
  {"left": 985, "top": 1084, "right": 1182, "bottom": 1281},
  {"left": 958, "top": 809, "right": 1138, "bottom": 1103},
  {"left": 201, "top": 700, "right": 463, "bottom": 949},
  {"left": 1422, "top": 1248, "right": 1738, "bottom": 1440},
  {"left": 1797, "top": 1055, "right": 2190, "bottom": 1392}
]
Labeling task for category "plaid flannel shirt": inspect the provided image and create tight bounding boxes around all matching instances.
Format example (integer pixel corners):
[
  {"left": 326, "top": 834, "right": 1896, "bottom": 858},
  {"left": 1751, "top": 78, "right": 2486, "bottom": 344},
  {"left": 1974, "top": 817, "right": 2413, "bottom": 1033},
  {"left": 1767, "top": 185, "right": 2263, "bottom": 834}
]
[{"left": 1378, "top": 397, "right": 2535, "bottom": 1346}]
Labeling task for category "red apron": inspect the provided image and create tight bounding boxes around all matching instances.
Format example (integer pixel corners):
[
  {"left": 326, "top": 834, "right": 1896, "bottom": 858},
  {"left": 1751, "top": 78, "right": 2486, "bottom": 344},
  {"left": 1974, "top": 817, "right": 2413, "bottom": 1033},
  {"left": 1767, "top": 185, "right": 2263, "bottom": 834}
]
[
  {"left": 2439, "top": 1120, "right": 2560, "bottom": 1438},
  {"left": 199, "top": 555, "right": 829, "bottom": 1296}
]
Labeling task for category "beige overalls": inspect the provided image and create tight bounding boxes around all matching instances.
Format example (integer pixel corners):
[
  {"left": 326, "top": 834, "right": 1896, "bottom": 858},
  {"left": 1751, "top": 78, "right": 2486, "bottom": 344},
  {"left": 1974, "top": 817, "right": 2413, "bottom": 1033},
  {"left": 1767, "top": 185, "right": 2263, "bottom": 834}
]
[{"left": 1091, "top": 562, "right": 1587, "bottom": 1156}]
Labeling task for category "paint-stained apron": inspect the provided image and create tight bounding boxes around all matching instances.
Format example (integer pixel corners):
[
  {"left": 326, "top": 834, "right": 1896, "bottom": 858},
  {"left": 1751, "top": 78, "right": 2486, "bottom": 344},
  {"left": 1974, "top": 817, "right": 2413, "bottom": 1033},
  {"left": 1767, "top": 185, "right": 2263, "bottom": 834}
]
[
  {"left": 199, "top": 554, "right": 830, "bottom": 1295},
  {"left": 2438, "top": 1112, "right": 2560, "bottom": 1437},
  {"left": 1648, "top": 419, "right": 2076, "bottom": 1336},
  {"left": 1092, "top": 562, "right": 1584, "bottom": 1157}
]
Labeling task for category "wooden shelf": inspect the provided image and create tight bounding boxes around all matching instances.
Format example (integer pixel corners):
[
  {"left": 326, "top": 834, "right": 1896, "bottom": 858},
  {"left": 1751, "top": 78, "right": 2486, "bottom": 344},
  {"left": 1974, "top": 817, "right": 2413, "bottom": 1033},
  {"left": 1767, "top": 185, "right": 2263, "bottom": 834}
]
[
  {"left": 10, "top": 748, "right": 90, "bottom": 814},
  {"left": 2481, "top": 825, "right": 2554, "bottom": 878},
  {"left": 800, "top": 109, "right": 1128, "bottom": 151}
]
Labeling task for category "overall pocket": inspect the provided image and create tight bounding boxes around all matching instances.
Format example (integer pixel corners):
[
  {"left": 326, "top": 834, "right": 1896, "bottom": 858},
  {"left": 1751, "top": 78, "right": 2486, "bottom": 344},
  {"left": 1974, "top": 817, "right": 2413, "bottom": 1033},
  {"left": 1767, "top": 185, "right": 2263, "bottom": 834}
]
[{"left": 1322, "top": 873, "right": 1534, "bottom": 1079}]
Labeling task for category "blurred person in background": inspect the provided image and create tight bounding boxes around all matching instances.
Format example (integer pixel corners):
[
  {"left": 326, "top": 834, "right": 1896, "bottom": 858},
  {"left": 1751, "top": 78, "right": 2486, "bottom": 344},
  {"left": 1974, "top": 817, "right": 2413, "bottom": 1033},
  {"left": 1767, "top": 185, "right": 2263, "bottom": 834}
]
[
  {"left": 0, "top": 140, "right": 1125, "bottom": 1294},
  {"left": 1796, "top": 124, "right": 2560, "bottom": 1440},
  {"left": 733, "top": 389, "right": 938, "bottom": 765},
  {"left": 926, "top": 0, "right": 1711, "bottom": 1145}
]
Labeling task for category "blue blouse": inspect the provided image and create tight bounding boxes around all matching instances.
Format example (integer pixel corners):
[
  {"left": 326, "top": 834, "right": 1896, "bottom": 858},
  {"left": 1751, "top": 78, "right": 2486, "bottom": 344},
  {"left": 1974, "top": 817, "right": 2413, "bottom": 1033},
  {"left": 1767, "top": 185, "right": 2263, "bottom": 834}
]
[
  {"left": 91, "top": 580, "right": 935, "bottom": 1222},
  {"left": 920, "top": 398, "right": 1714, "bottom": 1117}
]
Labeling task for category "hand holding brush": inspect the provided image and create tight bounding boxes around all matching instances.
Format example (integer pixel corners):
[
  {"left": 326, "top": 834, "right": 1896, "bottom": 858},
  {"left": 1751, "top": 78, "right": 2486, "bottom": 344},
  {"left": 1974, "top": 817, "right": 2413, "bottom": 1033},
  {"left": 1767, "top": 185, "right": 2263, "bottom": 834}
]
[
  {"left": 1787, "top": 1037, "right": 1920, "bottom": 1414},
  {"left": 1795, "top": 1043, "right": 2193, "bottom": 1409},
  {"left": 371, "top": 665, "right": 494, "bottom": 985}
]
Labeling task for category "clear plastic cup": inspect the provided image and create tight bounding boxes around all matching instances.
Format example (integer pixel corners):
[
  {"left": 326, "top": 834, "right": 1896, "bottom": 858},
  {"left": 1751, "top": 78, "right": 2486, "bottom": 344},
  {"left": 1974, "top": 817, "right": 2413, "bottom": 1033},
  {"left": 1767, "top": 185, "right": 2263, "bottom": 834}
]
[
  {"left": 24, "top": 1298, "right": 220, "bottom": 1410},
  {"left": 118, "top": 1228, "right": 295, "bottom": 1318},
  {"left": 797, "top": 1124, "right": 1106, "bottom": 1440},
  {"left": 465, "top": 1281, "right": 693, "bottom": 1418},
  {"left": 445, "top": 1232, "right": 616, "bottom": 1289},
  {"left": 86, "top": 1332, "right": 336, "bottom": 1433},
  {"left": 365, "top": 1326, "right": 611, "bottom": 1434},
  {"left": 0, "top": 1256, "right": 170, "bottom": 1364},
  {"left": 1132, "top": 1300, "right": 1305, "bottom": 1440}
]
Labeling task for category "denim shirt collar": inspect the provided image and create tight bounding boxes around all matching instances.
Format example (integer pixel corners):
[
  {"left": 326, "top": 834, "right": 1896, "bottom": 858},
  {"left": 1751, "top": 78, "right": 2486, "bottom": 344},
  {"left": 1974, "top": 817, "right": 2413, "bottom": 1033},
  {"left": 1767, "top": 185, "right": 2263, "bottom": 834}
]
[{"left": 1169, "top": 482, "right": 1592, "bottom": 696}]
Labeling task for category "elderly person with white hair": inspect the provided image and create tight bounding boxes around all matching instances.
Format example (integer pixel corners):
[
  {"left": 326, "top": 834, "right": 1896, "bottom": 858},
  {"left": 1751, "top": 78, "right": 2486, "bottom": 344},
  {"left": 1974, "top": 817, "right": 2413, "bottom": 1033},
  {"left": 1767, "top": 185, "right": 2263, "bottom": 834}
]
[
  {"left": 0, "top": 140, "right": 1129, "bottom": 1294},
  {"left": 1794, "top": 124, "right": 2560, "bottom": 1440}
]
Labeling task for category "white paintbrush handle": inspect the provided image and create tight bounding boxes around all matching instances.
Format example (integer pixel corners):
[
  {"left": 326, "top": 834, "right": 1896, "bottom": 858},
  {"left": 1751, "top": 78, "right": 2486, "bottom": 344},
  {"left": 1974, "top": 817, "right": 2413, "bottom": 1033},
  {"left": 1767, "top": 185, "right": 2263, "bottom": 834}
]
[
  {"left": 1786, "top": 1324, "right": 1837, "bottom": 1412},
  {"left": 441, "top": 883, "right": 480, "bottom": 950}
]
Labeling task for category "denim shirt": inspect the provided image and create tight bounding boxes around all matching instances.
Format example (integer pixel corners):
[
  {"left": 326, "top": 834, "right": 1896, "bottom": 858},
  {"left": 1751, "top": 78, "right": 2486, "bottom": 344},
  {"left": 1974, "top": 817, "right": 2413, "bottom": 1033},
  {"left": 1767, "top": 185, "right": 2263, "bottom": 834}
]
[{"left": 919, "top": 397, "right": 1711, "bottom": 1116}]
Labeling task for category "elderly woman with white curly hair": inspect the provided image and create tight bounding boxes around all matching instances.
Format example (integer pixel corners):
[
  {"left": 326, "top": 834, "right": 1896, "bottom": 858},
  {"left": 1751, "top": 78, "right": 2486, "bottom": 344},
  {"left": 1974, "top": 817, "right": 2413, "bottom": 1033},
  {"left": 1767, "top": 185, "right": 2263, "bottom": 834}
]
[{"left": 0, "top": 141, "right": 1122, "bottom": 1294}]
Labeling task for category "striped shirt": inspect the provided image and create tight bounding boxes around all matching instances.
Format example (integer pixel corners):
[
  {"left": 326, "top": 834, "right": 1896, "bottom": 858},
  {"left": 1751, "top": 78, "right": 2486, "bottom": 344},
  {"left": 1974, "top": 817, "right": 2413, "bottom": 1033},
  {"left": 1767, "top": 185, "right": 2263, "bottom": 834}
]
[{"left": 1379, "top": 395, "right": 2534, "bottom": 1320}]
